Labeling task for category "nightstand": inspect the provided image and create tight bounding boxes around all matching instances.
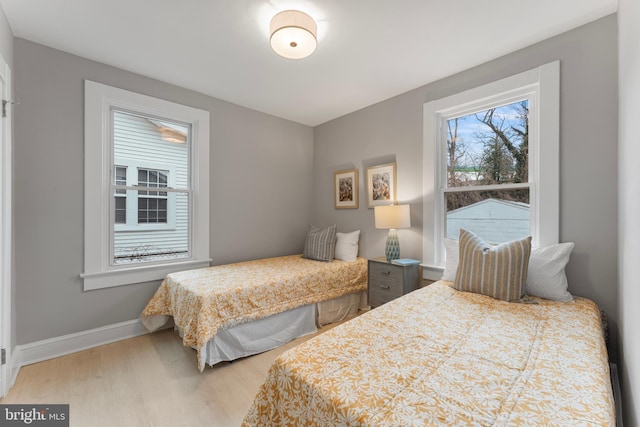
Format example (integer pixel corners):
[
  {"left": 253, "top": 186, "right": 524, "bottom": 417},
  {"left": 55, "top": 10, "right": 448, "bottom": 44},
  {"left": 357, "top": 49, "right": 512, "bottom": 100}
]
[{"left": 368, "top": 257, "right": 419, "bottom": 308}]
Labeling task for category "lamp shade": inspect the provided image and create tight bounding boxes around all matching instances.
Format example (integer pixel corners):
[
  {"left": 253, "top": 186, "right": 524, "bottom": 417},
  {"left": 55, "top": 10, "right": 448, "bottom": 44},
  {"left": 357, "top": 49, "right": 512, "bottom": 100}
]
[
  {"left": 374, "top": 205, "right": 411, "bottom": 230},
  {"left": 270, "top": 10, "right": 317, "bottom": 59}
]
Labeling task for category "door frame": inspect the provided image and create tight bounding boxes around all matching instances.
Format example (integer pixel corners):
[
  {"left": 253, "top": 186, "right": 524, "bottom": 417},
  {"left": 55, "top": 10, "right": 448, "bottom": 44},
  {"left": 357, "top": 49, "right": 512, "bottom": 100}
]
[{"left": 0, "top": 50, "right": 13, "bottom": 398}]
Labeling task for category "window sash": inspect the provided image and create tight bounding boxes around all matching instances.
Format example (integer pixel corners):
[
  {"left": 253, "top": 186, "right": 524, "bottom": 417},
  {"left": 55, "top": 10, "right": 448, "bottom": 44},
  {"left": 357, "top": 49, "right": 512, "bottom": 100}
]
[{"left": 435, "top": 94, "right": 535, "bottom": 251}]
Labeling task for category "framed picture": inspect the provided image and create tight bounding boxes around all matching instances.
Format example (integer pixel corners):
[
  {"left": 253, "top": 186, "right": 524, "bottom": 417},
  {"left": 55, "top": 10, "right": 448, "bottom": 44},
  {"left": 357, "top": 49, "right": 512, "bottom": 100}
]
[
  {"left": 334, "top": 169, "right": 359, "bottom": 209},
  {"left": 366, "top": 162, "right": 396, "bottom": 208}
]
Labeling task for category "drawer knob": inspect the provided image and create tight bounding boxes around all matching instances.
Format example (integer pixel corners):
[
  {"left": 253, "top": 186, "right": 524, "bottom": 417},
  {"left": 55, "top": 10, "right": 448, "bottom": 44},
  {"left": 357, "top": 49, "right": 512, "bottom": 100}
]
[
  {"left": 383, "top": 271, "right": 391, "bottom": 275},
  {"left": 379, "top": 284, "right": 390, "bottom": 290}
]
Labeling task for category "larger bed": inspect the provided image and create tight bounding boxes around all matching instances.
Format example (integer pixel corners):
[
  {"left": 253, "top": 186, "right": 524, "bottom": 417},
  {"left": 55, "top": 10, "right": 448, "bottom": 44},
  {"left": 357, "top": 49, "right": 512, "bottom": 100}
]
[
  {"left": 141, "top": 254, "right": 368, "bottom": 371},
  {"left": 243, "top": 281, "right": 615, "bottom": 426}
]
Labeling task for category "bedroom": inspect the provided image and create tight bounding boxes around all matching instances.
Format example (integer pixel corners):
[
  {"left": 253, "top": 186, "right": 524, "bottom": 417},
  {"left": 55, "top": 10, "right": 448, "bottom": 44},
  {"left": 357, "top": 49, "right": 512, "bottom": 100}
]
[{"left": 0, "top": 0, "right": 638, "bottom": 426}]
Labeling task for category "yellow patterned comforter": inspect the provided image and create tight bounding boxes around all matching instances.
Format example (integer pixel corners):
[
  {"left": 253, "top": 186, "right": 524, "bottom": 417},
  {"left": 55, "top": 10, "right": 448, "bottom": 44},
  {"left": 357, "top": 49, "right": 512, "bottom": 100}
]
[
  {"left": 243, "top": 281, "right": 615, "bottom": 426},
  {"left": 141, "top": 255, "right": 367, "bottom": 371}
]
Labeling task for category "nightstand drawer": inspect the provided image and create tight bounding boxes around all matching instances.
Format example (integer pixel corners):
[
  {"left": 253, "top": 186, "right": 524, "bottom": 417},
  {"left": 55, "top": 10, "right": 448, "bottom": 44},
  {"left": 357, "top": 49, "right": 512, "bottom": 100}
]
[
  {"left": 367, "top": 257, "right": 420, "bottom": 308},
  {"left": 368, "top": 290, "right": 398, "bottom": 308},
  {"left": 368, "top": 262, "right": 403, "bottom": 284},
  {"left": 369, "top": 277, "right": 403, "bottom": 298}
]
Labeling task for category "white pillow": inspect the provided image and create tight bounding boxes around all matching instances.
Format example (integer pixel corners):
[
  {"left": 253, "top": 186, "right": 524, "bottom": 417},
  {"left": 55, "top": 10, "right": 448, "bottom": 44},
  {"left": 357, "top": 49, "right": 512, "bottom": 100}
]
[
  {"left": 441, "top": 239, "right": 575, "bottom": 302},
  {"left": 526, "top": 242, "right": 574, "bottom": 302},
  {"left": 334, "top": 230, "right": 360, "bottom": 261},
  {"left": 441, "top": 238, "right": 459, "bottom": 281}
]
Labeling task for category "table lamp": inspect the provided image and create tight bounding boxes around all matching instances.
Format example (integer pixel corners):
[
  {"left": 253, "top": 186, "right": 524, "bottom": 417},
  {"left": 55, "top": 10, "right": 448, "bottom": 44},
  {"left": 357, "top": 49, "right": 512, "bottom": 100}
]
[{"left": 374, "top": 204, "right": 411, "bottom": 262}]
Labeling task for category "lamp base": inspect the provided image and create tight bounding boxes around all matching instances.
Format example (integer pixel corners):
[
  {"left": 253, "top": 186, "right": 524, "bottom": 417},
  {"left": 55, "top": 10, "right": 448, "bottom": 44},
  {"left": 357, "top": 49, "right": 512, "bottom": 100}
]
[{"left": 385, "top": 229, "right": 400, "bottom": 262}]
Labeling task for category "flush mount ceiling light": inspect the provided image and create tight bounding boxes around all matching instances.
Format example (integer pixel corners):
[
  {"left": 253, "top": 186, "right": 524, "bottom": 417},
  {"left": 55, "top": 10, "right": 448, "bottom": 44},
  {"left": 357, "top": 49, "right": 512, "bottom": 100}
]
[{"left": 270, "top": 10, "right": 317, "bottom": 59}]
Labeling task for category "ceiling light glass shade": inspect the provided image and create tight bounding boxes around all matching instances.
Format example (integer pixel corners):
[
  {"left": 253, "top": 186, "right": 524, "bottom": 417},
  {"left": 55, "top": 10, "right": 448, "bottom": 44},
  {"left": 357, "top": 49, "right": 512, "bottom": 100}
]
[{"left": 270, "top": 10, "right": 317, "bottom": 59}]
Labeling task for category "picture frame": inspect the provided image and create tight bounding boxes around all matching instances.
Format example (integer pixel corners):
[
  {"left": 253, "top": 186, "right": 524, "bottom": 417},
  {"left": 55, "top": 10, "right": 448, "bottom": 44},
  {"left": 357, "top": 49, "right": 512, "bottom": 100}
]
[
  {"left": 334, "top": 169, "right": 359, "bottom": 209},
  {"left": 366, "top": 162, "right": 396, "bottom": 208}
]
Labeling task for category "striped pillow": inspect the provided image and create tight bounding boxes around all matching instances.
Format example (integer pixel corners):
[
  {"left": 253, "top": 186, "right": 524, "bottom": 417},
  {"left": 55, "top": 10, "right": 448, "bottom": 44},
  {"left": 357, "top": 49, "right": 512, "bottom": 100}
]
[
  {"left": 453, "top": 229, "right": 532, "bottom": 302},
  {"left": 303, "top": 224, "right": 337, "bottom": 262}
]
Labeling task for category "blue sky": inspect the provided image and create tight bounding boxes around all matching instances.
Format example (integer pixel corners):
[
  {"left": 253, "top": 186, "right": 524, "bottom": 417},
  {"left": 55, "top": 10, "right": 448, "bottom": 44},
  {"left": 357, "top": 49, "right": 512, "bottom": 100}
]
[{"left": 447, "top": 100, "right": 528, "bottom": 168}]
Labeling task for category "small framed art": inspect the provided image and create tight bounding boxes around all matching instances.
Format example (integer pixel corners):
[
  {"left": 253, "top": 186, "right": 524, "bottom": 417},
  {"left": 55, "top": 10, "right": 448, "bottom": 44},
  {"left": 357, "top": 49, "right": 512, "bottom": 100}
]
[
  {"left": 334, "top": 169, "right": 358, "bottom": 209},
  {"left": 366, "top": 162, "right": 396, "bottom": 208}
]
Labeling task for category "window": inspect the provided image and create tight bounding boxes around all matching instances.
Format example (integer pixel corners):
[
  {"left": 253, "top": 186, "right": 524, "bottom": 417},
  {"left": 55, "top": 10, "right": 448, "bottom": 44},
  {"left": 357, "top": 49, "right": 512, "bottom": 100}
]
[
  {"left": 443, "top": 100, "right": 531, "bottom": 244},
  {"left": 136, "top": 168, "right": 169, "bottom": 224},
  {"left": 114, "top": 166, "right": 170, "bottom": 226},
  {"left": 82, "top": 81, "right": 210, "bottom": 290},
  {"left": 423, "top": 62, "right": 559, "bottom": 268}
]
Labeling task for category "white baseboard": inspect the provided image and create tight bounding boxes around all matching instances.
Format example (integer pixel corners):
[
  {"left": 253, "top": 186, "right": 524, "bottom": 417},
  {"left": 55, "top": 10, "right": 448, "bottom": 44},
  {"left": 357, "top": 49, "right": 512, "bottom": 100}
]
[
  {"left": 9, "top": 349, "right": 19, "bottom": 390},
  {"left": 16, "top": 319, "right": 154, "bottom": 368}
]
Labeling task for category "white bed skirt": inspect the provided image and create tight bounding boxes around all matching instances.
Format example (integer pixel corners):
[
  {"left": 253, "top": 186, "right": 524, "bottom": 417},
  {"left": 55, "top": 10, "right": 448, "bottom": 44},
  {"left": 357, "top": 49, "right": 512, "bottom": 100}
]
[
  {"left": 317, "top": 290, "right": 367, "bottom": 326},
  {"left": 186, "top": 291, "right": 366, "bottom": 367}
]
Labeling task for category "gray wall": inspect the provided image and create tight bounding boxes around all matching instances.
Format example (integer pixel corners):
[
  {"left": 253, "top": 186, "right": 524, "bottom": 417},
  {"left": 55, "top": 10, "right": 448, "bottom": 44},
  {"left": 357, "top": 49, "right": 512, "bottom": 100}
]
[
  {"left": 0, "top": 6, "right": 12, "bottom": 68},
  {"left": 13, "top": 38, "right": 314, "bottom": 345},
  {"left": 618, "top": 0, "right": 639, "bottom": 425},
  {"left": 314, "top": 15, "right": 619, "bottom": 356}
]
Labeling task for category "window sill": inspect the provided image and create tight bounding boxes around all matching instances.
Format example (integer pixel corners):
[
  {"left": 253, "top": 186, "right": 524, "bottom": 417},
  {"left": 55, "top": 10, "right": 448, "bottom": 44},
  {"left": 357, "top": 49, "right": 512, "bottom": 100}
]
[
  {"left": 421, "top": 264, "right": 444, "bottom": 281},
  {"left": 81, "top": 259, "right": 212, "bottom": 291}
]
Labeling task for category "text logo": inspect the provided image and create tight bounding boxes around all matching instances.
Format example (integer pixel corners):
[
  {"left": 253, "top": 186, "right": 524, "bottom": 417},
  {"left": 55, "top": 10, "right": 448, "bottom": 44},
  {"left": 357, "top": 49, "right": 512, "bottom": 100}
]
[{"left": 0, "top": 405, "right": 68, "bottom": 426}]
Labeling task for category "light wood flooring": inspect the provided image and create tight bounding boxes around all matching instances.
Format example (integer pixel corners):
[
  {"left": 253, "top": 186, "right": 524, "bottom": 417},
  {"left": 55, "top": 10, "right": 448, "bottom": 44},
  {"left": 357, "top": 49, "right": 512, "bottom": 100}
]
[{"left": 1, "top": 320, "right": 348, "bottom": 427}]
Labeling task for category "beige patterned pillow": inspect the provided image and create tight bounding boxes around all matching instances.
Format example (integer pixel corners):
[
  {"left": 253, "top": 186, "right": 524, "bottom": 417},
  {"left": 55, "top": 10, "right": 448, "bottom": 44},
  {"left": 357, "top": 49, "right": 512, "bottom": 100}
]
[{"left": 453, "top": 229, "right": 532, "bottom": 302}]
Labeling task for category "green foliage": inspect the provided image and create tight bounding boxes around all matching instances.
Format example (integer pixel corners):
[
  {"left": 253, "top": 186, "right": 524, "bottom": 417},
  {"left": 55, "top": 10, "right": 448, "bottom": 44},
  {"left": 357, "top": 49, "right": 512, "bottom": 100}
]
[{"left": 446, "top": 100, "right": 529, "bottom": 211}]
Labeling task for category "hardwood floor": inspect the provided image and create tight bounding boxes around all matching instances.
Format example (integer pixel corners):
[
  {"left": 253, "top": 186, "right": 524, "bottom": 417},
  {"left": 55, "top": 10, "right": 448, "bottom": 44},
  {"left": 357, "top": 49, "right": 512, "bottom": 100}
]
[{"left": 1, "top": 321, "right": 348, "bottom": 427}]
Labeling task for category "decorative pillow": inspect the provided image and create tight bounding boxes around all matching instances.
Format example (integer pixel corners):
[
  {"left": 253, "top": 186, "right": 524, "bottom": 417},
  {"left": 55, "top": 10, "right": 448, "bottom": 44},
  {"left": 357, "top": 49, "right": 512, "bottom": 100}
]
[
  {"left": 441, "top": 238, "right": 459, "bottom": 281},
  {"left": 444, "top": 238, "right": 575, "bottom": 302},
  {"left": 526, "top": 242, "right": 575, "bottom": 302},
  {"left": 303, "top": 224, "right": 337, "bottom": 262},
  {"left": 334, "top": 230, "right": 360, "bottom": 261},
  {"left": 454, "top": 229, "right": 532, "bottom": 302}
]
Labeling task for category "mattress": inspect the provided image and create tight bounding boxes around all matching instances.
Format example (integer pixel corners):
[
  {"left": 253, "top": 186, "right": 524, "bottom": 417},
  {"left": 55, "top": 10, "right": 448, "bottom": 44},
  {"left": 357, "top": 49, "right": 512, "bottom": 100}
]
[
  {"left": 141, "top": 255, "right": 368, "bottom": 371},
  {"left": 243, "top": 281, "right": 615, "bottom": 426}
]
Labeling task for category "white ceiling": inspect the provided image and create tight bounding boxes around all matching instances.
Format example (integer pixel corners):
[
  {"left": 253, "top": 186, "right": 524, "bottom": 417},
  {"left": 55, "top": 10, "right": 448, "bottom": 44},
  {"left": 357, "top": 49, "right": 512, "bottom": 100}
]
[{"left": 0, "top": 0, "right": 618, "bottom": 126}]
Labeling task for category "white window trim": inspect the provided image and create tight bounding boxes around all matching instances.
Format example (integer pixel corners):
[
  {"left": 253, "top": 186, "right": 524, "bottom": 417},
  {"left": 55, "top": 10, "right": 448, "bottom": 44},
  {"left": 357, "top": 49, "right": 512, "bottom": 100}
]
[
  {"left": 82, "top": 80, "right": 211, "bottom": 291},
  {"left": 422, "top": 61, "right": 559, "bottom": 272}
]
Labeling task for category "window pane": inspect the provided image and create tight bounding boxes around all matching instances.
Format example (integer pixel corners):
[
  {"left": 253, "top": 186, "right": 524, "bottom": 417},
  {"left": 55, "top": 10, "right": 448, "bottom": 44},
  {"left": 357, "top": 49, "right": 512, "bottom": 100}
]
[
  {"left": 114, "top": 166, "right": 127, "bottom": 195},
  {"left": 137, "top": 195, "right": 167, "bottom": 224},
  {"left": 447, "top": 100, "right": 529, "bottom": 188},
  {"left": 114, "top": 197, "right": 126, "bottom": 224},
  {"left": 112, "top": 110, "right": 190, "bottom": 265},
  {"left": 445, "top": 188, "right": 530, "bottom": 244},
  {"left": 114, "top": 165, "right": 127, "bottom": 223}
]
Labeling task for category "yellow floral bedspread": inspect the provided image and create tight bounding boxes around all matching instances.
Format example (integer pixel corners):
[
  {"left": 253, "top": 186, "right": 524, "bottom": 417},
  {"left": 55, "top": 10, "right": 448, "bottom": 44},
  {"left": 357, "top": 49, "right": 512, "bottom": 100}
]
[
  {"left": 140, "top": 255, "right": 367, "bottom": 371},
  {"left": 243, "top": 281, "right": 615, "bottom": 426}
]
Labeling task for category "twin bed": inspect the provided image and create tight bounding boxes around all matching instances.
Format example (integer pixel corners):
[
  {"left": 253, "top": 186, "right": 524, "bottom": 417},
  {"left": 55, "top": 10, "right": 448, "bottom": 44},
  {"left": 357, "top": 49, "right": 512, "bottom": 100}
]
[
  {"left": 140, "top": 228, "right": 615, "bottom": 426},
  {"left": 242, "top": 280, "right": 615, "bottom": 426},
  {"left": 141, "top": 254, "right": 368, "bottom": 371}
]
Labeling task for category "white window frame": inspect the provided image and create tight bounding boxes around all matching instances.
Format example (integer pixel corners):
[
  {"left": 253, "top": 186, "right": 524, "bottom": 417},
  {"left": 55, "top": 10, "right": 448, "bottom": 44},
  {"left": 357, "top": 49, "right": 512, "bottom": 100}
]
[
  {"left": 422, "top": 61, "right": 559, "bottom": 275},
  {"left": 82, "top": 80, "right": 210, "bottom": 291}
]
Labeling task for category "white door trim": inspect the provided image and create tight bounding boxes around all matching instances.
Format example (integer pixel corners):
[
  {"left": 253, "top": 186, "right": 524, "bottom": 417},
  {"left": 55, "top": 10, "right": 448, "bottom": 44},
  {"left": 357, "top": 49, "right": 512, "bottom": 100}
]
[{"left": 0, "top": 50, "right": 13, "bottom": 398}]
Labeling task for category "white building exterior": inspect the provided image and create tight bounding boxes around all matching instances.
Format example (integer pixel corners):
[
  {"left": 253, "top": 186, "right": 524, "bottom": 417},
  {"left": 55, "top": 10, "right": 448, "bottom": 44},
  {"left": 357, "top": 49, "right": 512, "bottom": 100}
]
[{"left": 446, "top": 198, "right": 530, "bottom": 244}]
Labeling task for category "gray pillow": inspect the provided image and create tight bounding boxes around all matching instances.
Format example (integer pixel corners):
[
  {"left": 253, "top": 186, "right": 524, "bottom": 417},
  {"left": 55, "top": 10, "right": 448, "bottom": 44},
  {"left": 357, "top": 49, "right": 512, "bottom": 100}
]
[{"left": 303, "top": 224, "right": 337, "bottom": 262}]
